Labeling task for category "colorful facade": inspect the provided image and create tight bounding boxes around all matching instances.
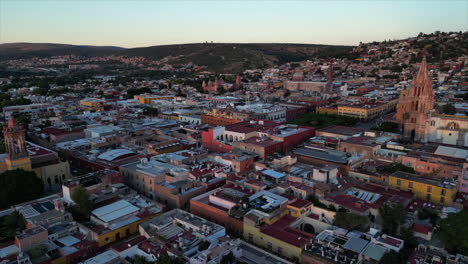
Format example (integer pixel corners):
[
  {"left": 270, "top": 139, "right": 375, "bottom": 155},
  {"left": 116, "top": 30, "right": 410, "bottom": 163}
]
[{"left": 389, "top": 171, "right": 457, "bottom": 205}]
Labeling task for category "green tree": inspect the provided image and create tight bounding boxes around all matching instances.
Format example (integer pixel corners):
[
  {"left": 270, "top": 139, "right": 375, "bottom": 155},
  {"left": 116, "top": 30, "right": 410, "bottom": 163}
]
[
  {"left": 135, "top": 256, "right": 153, "bottom": 264},
  {"left": 142, "top": 107, "right": 159, "bottom": 116},
  {"left": 417, "top": 208, "right": 439, "bottom": 226},
  {"left": 220, "top": 252, "right": 236, "bottom": 264},
  {"left": 13, "top": 113, "right": 31, "bottom": 128},
  {"left": 380, "top": 251, "right": 404, "bottom": 264},
  {"left": 0, "top": 169, "right": 43, "bottom": 209},
  {"left": 333, "top": 211, "right": 369, "bottom": 231},
  {"left": 379, "top": 202, "right": 406, "bottom": 236},
  {"left": 438, "top": 210, "right": 468, "bottom": 255},
  {"left": 32, "top": 88, "right": 48, "bottom": 96},
  {"left": 198, "top": 240, "right": 210, "bottom": 251},
  {"left": 442, "top": 104, "right": 457, "bottom": 115},
  {"left": 371, "top": 122, "right": 399, "bottom": 133},
  {"left": 155, "top": 254, "right": 184, "bottom": 264},
  {"left": 377, "top": 163, "right": 415, "bottom": 174},
  {"left": 70, "top": 186, "right": 94, "bottom": 220},
  {"left": 0, "top": 211, "right": 26, "bottom": 240},
  {"left": 29, "top": 244, "right": 48, "bottom": 259},
  {"left": 37, "top": 79, "right": 50, "bottom": 89}
]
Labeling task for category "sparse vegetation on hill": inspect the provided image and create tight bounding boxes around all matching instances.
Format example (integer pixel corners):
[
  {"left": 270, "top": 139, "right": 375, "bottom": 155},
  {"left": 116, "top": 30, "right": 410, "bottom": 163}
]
[{"left": 119, "top": 43, "right": 354, "bottom": 72}]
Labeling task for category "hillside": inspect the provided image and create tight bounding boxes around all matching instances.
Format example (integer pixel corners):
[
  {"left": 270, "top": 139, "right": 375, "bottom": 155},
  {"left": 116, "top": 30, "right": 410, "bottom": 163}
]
[
  {"left": 120, "top": 43, "right": 354, "bottom": 72},
  {"left": 0, "top": 43, "right": 125, "bottom": 60}
]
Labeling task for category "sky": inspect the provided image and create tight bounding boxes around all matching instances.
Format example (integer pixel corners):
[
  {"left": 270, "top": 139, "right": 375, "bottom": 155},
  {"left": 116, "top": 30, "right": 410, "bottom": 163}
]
[{"left": 1, "top": 0, "right": 467, "bottom": 48}]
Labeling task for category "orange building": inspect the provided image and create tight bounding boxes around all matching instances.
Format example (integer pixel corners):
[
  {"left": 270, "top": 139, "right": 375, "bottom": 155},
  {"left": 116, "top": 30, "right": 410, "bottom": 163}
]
[{"left": 201, "top": 114, "right": 238, "bottom": 126}]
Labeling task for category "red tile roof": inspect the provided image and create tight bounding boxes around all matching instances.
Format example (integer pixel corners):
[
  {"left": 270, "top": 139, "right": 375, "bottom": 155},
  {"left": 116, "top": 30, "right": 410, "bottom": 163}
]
[
  {"left": 261, "top": 215, "right": 313, "bottom": 247},
  {"left": 289, "top": 198, "right": 312, "bottom": 209},
  {"left": 413, "top": 224, "right": 432, "bottom": 235}
]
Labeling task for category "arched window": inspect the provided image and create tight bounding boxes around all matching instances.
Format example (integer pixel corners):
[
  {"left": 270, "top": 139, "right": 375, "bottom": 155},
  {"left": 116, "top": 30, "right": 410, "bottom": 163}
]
[{"left": 447, "top": 122, "right": 459, "bottom": 130}]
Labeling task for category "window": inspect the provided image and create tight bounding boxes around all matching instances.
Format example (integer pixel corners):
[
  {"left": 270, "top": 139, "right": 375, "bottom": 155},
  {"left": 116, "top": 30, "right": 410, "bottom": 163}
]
[
  {"left": 427, "top": 194, "right": 431, "bottom": 201},
  {"left": 278, "top": 247, "right": 283, "bottom": 255},
  {"left": 441, "top": 189, "right": 446, "bottom": 196},
  {"left": 408, "top": 182, "right": 413, "bottom": 189},
  {"left": 440, "top": 197, "right": 445, "bottom": 204},
  {"left": 427, "top": 186, "right": 432, "bottom": 193},
  {"left": 248, "top": 233, "right": 253, "bottom": 242},
  {"left": 397, "top": 179, "right": 401, "bottom": 186}
]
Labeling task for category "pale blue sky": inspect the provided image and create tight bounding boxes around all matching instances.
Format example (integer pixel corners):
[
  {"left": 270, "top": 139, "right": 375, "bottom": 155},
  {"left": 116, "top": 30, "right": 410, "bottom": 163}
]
[{"left": 1, "top": 0, "right": 467, "bottom": 48}]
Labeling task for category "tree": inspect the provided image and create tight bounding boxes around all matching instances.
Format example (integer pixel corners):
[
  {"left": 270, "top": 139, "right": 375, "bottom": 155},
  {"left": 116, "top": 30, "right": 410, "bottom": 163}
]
[
  {"left": 438, "top": 210, "right": 468, "bottom": 255},
  {"left": 0, "top": 211, "right": 26, "bottom": 240},
  {"left": 0, "top": 169, "right": 43, "bottom": 209},
  {"left": 380, "top": 251, "right": 404, "bottom": 264},
  {"left": 13, "top": 113, "right": 31, "bottom": 128},
  {"left": 379, "top": 202, "right": 406, "bottom": 236},
  {"left": 198, "top": 240, "right": 210, "bottom": 251},
  {"left": 71, "top": 186, "right": 94, "bottom": 220},
  {"left": 442, "top": 104, "right": 457, "bottom": 115},
  {"left": 377, "top": 163, "right": 415, "bottom": 174},
  {"left": 176, "top": 88, "right": 186, "bottom": 97},
  {"left": 333, "top": 211, "right": 369, "bottom": 231},
  {"left": 135, "top": 256, "right": 153, "bottom": 264},
  {"left": 220, "top": 252, "right": 236, "bottom": 264},
  {"left": 32, "top": 88, "right": 48, "bottom": 96},
  {"left": 29, "top": 244, "right": 48, "bottom": 259},
  {"left": 371, "top": 122, "right": 399, "bottom": 133},
  {"left": 155, "top": 255, "right": 184, "bottom": 264},
  {"left": 142, "top": 107, "right": 159, "bottom": 117},
  {"left": 401, "top": 227, "right": 417, "bottom": 246},
  {"left": 417, "top": 208, "right": 439, "bottom": 226}
]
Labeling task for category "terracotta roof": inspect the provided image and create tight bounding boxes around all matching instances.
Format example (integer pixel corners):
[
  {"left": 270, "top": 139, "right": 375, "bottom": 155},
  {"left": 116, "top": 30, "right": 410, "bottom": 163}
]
[
  {"left": 413, "top": 224, "right": 432, "bottom": 235},
  {"left": 261, "top": 215, "right": 313, "bottom": 247}
]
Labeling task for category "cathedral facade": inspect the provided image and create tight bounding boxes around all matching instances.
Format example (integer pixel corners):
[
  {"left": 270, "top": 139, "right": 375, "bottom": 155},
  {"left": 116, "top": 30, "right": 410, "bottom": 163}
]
[
  {"left": 395, "top": 58, "right": 435, "bottom": 142},
  {"left": 395, "top": 58, "right": 468, "bottom": 146}
]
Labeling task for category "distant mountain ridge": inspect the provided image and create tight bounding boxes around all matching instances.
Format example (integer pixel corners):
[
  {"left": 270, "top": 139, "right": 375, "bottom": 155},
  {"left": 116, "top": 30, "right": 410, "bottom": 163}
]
[
  {"left": 118, "top": 43, "right": 354, "bottom": 72},
  {"left": 0, "top": 43, "right": 126, "bottom": 60},
  {"left": 0, "top": 42, "right": 354, "bottom": 72}
]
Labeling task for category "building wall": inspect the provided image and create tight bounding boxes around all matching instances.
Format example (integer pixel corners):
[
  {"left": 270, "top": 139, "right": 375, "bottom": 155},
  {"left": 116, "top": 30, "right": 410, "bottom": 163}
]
[
  {"left": 243, "top": 222, "right": 303, "bottom": 260},
  {"left": 190, "top": 199, "right": 243, "bottom": 235},
  {"left": 91, "top": 214, "right": 158, "bottom": 247},
  {"left": 201, "top": 115, "right": 238, "bottom": 126},
  {"left": 388, "top": 176, "right": 456, "bottom": 205},
  {"left": 427, "top": 115, "right": 468, "bottom": 147},
  {"left": 154, "top": 183, "right": 207, "bottom": 209},
  {"left": 400, "top": 155, "right": 462, "bottom": 179},
  {"left": 201, "top": 128, "right": 233, "bottom": 153},
  {"left": 338, "top": 142, "right": 377, "bottom": 159},
  {"left": 34, "top": 160, "right": 71, "bottom": 187}
]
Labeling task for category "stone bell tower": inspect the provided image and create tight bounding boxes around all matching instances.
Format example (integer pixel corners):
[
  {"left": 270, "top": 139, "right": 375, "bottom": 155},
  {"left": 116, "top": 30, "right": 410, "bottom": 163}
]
[
  {"left": 395, "top": 57, "right": 434, "bottom": 142},
  {"left": 3, "top": 118, "right": 32, "bottom": 171}
]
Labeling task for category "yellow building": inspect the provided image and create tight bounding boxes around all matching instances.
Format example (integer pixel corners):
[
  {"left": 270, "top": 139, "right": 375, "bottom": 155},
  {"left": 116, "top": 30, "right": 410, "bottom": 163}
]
[
  {"left": 84, "top": 199, "right": 162, "bottom": 247},
  {"left": 389, "top": 171, "right": 457, "bottom": 205},
  {"left": 336, "top": 99, "right": 399, "bottom": 121},
  {"left": 134, "top": 94, "right": 175, "bottom": 104},
  {"left": 79, "top": 98, "right": 105, "bottom": 111},
  {"left": 318, "top": 98, "right": 398, "bottom": 121},
  {"left": 243, "top": 210, "right": 313, "bottom": 261},
  {"left": 316, "top": 106, "right": 338, "bottom": 115}
]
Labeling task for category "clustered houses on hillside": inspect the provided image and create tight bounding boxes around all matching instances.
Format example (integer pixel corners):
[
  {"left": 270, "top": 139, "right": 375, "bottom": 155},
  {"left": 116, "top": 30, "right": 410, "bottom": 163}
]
[{"left": 0, "top": 31, "right": 467, "bottom": 264}]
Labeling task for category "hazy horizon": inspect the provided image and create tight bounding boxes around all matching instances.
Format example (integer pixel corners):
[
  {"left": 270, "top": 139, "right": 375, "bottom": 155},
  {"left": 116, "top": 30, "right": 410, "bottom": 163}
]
[{"left": 1, "top": 0, "right": 467, "bottom": 48}]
